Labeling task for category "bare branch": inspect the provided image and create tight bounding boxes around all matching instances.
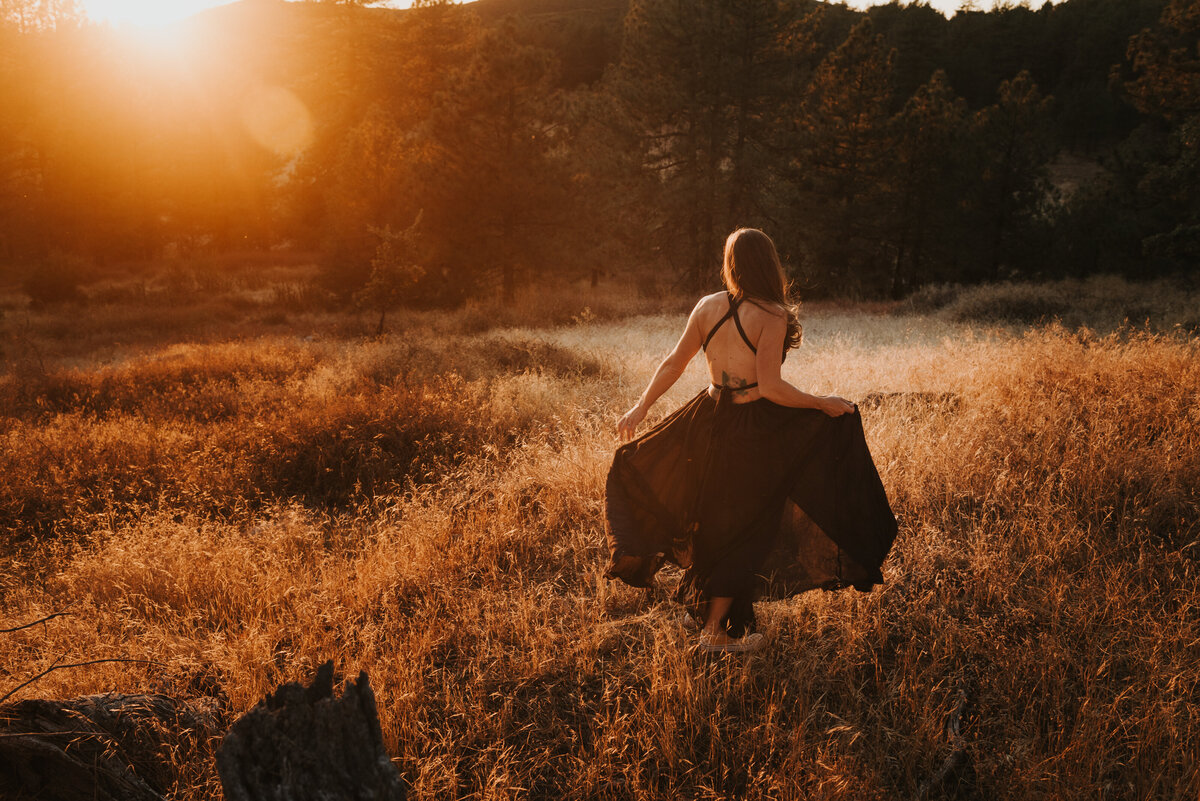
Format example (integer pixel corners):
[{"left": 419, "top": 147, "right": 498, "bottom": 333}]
[
  {"left": 0, "top": 612, "right": 71, "bottom": 634},
  {"left": 1, "top": 659, "right": 161, "bottom": 706}
]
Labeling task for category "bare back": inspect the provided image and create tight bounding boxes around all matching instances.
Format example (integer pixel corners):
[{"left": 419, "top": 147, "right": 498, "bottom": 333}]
[{"left": 695, "top": 291, "right": 782, "bottom": 403}]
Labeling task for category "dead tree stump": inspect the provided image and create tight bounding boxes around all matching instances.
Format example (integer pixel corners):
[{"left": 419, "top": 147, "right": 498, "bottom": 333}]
[
  {"left": 0, "top": 692, "right": 225, "bottom": 801},
  {"left": 216, "top": 661, "right": 406, "bottom": 801}
]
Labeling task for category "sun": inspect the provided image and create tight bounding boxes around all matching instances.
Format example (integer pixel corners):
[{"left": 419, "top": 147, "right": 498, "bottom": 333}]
[{"left": 79, "top": 0, "right": 233, "bottom": 28}]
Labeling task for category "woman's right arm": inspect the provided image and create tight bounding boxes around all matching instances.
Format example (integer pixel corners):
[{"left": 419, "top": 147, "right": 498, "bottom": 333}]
[
  {"left": 754, "top": 313, "right": 856, "bottom": 417},
  {"left": 617, "top": 300, "right": 706, "bottom": 440}
]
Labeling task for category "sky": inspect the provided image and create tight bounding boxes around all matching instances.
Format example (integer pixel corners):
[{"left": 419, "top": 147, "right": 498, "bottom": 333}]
[{"left": 78, "top": 0, "right": 1049, "bottom": 28}]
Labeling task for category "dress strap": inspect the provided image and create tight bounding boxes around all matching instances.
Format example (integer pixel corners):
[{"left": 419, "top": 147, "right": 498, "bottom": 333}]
[
  {"left": 702, "top": 292, "right": 758, "bottom": 354},
  {"left": 731, "top": 301, "right": 757, "bottom": 355},
  {"left": 701, "top": 296, "right": 738, "bottom": 352}
]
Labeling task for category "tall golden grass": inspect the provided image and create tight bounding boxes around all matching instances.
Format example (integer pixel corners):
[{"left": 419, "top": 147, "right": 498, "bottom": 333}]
[{"left": 1, "top": 272, "right": 1197, "bottom": 799}]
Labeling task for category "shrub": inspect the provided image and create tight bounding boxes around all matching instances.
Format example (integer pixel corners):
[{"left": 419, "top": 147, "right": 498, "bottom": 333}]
[
  {"left": 480, "top": 338, "right": 607, "bottom": 378},
  {"left": 272, "top": 282, "right": 334, "bottom": 312},
  {"left": 942, "top": 281, "right": 1071, "bottom": 324},
  {"left": 899, "top": 282, "right": 961, "bottom": 313},
  {"left": 900, "top": 276, "right": 1200, "bottom": 332},
  {"left": 23, "top": 252, "right": 92, "bottom": 306},
  {"left": 247, "top": 378, "right": 502, "bottom": 506}
]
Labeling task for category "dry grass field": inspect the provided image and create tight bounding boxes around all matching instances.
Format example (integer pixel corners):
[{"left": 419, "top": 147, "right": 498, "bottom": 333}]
[{"left": 1, "top": 268, "right": 1198, "bottom": 800}]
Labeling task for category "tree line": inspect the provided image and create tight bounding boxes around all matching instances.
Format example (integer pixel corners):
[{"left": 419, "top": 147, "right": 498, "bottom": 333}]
[{"left": 1, "top": 0, "right": 1196, "bottom": 303}]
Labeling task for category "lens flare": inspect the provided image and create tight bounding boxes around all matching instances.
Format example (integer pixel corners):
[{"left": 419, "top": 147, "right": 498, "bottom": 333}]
[
  {"left": 81, "top": 0, "right": 230, "bottom": 27},
  {"left": 241, "top": 85, "right": 314, "bottom": 157}
]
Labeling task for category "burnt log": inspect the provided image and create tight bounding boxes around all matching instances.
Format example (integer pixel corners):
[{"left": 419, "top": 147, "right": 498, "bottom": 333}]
[
  {"left": 0, "top": 692, "right": 225, "bottom": 801},
  {"left": 216, "top": 661, "right": 406, "bottom": 801}
]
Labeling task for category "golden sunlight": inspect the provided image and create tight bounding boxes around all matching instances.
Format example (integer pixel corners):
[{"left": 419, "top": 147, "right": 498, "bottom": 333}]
[
  {"left": 80, "top": 0, "right": 233, "bottom": 27},
  {"left": 81, "top": 1, "right": 411, "bottom": 28},
  {"left": 241, "top": 84, "right": 314, "bottom": 157}
]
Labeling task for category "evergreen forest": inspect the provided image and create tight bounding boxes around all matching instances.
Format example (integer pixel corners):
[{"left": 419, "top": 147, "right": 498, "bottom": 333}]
[{"left": 2, "top": 0, "right": 1198, "bottom": 302}]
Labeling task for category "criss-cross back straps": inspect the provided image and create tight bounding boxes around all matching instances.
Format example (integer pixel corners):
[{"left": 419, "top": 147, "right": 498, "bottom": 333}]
[{"left": 701, "top": 292, "right": 758, "bottom": 355}]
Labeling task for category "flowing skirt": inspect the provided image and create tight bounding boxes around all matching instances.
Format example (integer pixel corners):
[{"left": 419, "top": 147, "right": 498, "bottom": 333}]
[{"left": 604, "top": 388, "right": 898, "bottom": 637}]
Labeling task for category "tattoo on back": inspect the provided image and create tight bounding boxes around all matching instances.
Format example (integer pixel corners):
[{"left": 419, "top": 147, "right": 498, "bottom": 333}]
[{"left": 720, "top": 371, "right": 753, "bottom": 398}]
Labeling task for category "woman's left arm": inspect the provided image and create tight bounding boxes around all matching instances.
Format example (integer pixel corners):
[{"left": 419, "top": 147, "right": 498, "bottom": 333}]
[
  {"left": 617, "top": 302, "right": 704, "bottom": 441},
  {"left": 755, "top": 313, "right": 856, "bottom": 416}
]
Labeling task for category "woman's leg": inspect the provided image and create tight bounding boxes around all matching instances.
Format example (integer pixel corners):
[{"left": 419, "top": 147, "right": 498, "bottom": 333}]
[{"left": 702, "top": 596, "right": 733, "bottom": 637}]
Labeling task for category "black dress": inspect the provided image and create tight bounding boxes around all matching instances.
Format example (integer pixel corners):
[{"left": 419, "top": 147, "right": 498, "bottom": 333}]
[{"left": 604, "top": 295, "right": 898, "bottom": 637}]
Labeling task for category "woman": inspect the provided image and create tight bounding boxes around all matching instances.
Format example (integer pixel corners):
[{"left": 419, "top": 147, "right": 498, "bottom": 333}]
[{"left": 604, "top": 228, "right": 898, "bottom": 653}]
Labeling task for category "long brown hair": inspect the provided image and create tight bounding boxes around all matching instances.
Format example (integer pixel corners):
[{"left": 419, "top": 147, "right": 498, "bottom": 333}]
[{"left": 721, "top": 228, "right": 802, "bottom": 352}]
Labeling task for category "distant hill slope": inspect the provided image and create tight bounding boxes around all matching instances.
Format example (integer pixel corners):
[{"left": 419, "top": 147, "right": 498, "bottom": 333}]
[
  {"left": 186, "top": 0, "right": 626, "bottom": 86},
  {"left": 190, "top": 0, "right": 628, "bottom": 26},
  {"left": 468, "top": 0, "right": 629, "bottom": 22}
]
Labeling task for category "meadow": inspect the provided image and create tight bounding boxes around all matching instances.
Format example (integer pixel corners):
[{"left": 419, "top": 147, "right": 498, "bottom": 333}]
[{"left": 1, "top": 267, "right": 1198, "bottom": 800}]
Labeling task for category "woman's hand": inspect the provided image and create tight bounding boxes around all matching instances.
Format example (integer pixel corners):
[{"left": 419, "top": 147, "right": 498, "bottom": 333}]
[
  {"left": 617, "top": 402, "right": 648, "bottom": 441},
  {"left": 819, "top": 395, "right": 857, "bottom": 417}
]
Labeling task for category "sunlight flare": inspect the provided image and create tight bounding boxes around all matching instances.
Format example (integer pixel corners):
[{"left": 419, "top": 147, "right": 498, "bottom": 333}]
[
  {"left": 241, "top": 85, "right": 314, "bottom": 157},
  {"left": 80, "top": 0, "right": 233, "bottom": 27}
]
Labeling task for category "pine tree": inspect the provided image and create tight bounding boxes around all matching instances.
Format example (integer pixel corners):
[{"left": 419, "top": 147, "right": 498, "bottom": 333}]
[
  {"left": 790, "top": 18, "right": 896, "bottom": 295},
  {"left": 414, "top": 20, "right": 569, "bottom": 303},
  {"left": 1121, "top": 0, "right": 1200, "bottom": 268},
  {"left": 0, "top": 0, "right": 81, "bottom": 32},
  {"left": 604, "top": 0, "right": 811, "bottom": 290},
  {"left": 1124, "top": 0, "right": 1200, "bottom": 120},
  {"left": 304, "top": 1, "right": 475, "bottom": 296},
  {"left": 319, "top": 107, "right": 410, "bottom": 295},
  {"left": 886, "top": 69, "right": 970, "bottom": 296},
  {"left": 966, "top": 70, "right": 1055, "bottom": 281},
  {"left": 355, "top": 214, "right": 425, "bottom": 335}
]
